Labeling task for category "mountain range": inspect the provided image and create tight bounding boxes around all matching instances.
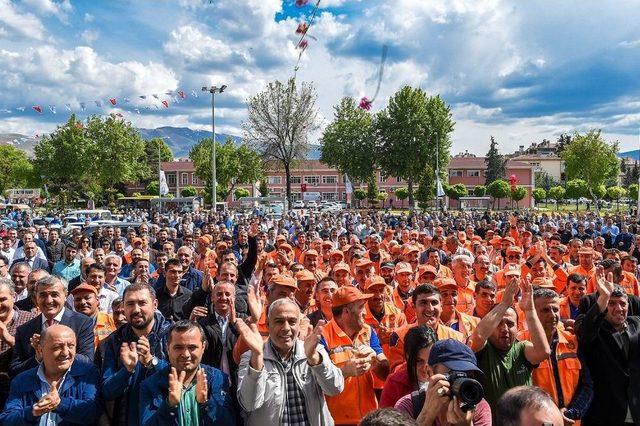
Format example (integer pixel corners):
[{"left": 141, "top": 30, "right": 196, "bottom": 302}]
[{"left": 0, "top": 126, "right": 322, "bottom": 160}]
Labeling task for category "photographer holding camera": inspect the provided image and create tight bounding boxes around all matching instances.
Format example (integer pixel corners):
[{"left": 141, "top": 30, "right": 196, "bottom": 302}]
[{"left": 395, "top": 339, "right": 491, "bottom": 425}]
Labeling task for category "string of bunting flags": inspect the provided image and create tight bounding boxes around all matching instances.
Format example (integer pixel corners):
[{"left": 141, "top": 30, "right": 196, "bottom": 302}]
[{"left": 0, "top": 88, "right": 201, "bottom": 118}]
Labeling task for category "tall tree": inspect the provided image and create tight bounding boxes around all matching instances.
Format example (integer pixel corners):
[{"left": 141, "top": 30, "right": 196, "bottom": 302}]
[
  {"left": 189, "top": 138, "right": 263, "bottom": 201},
  {"left": 0, "top": 145, "right": 36, "bottom": 194},
  {"left": 375, "top": 87, "right": 454, "bottom": 208},
  {"left": 534, "top": 170, "right": 559, "bottom": 191},
  {"left": 243, "top": 78, "right": 319, "bottom": 206},
  {"left": 484, "top": 136, "right": 506, "bottom": 185},
  {"left": 556, "top": 133, "right": 572, "bottom": 154},
  {"left": 320, "top": 97, "right": 376, "bottom": 184},
  {"left": 561, "top": 130, "right": 619, "bottom": 211},
  {"left": 143, "top": 137, "right": 174, "bottom": 178}
]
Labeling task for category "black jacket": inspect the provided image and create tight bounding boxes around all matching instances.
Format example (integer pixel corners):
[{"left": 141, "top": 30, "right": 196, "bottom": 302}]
[{"left": 576, "top": 302, "right": 640, "bottom": 425}]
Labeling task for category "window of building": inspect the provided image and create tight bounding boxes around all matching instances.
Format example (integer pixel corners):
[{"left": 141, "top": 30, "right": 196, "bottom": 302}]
[
  {"left": 291, "top": 192, "right": 301, "bottom": 201},
  {"left": 323, "top": 175, "right": 338, "bottom": 184},
  {"left": 342, "top": 192, "right": 346, "bottom": 200},
  {"left": 396, "top": 177, "right": 403, "bottom": 183},
  {"left": 290, "top": 176, "right": 302, "bottom": 184},
  {"left": 267, "top": 176, "right": 282, "bottom": 185},
  {"left": 181, "top": 173, "right": 189, "bottom": 185},
  {"left": 322, "top": 192, "right": 337, "bottom": 200},
  {"left": 449, "top": 170, "right": 463, "bottom": 178},
  {"left": 304, "top": 176, "right": 320, "bottom": 185},
  {"left": 191, "top": 173, "right": 197, "bottom": 184},
  {"left": 167, "top": 173, "right": 176, "bottom": 185},
  {"left": 467, "top": 170, "right": 480, "bottom": 177}
]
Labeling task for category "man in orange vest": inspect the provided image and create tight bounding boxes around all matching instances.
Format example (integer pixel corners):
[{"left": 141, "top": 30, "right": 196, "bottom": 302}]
[
  {"left": 436, "top": 277, "right": 480, "bottom": 340},
  {"left": 320, "top": 286, "right": 390, "bottom": 425},
  {"left": 520, "top": 287, "right": 592, "bottom": 423},
  {"left": 363, "top": 275, "right": 407, "bottom": 355},
  {"left": 388, "top": 284, "right": 464, "bottom": 370},
  {"left": 390, "top": 262, "right": 415, "bottom": 323},
  {"left": 451, "top": 254, "right": 476, "bottom": 315},
  {"left": 559, "top": 274, "right": 587, "bottom": 332}
]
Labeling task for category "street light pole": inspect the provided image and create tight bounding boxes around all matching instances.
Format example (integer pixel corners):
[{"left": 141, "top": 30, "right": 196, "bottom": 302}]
[{"left": 202, "top": 85, "right": 227, "bottom": 212}]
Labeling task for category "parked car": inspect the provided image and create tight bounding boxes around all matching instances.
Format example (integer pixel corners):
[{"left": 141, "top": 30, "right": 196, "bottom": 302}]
[
  {"left": 292, "top": 200, "right": 305, "bottom": 209},
  {"left": 306, "top": 201, "right": 318, "bottom": 209}
]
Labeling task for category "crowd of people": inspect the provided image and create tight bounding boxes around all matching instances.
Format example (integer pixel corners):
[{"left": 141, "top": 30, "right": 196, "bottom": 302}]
[{"left": 0, "top": 206, "right": 638, "bottom": 425}]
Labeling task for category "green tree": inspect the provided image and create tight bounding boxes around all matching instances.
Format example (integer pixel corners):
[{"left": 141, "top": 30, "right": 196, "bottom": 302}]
[
  {"left": 377, "top": 191, "right": 388, "bottom": 203},
  {"left": 143, "top": 137, "right": 173, "bottom": 179},
  {"left": 535, "top": 170, "right": 559, "bottom": 191},
  {"left": 146, "top": 181, "right": 159, "bottom": 196},
  {"left": 607, "top": 186, "right": 626, "bottom": 211},
  {"left": 181, "top": 186, "right": 197, "bottom": 197},
  {"left": 548, "top": 186, "right": 566, "bottom": 211},
  {"left": 259, "top": 180, "right": 269, "bottom": 197},
  {"left": 447, "top": 183, "right": 468, "bottom": 210},
  {"left": 532, "top": 188, "right": 547, "bottom": 206},
  {"left": 353, "top": 188, "right": 367, "bottom": 208},
  {"left": 561, "top": 130, "right": 619, "bottom": 212},
  {"left": 376, "top": 87, "right": 454, "bottom": 208},
  {"left": 190, "top": 138, "right": 263, "bottom": 200},
  {"left": 510, "top": 186, "right": 527, "bottom": 208},
  {"left": 394, "top": 187, "right": 409, "bottom": 209},
  {"left": 486, "top": 179, "right": 510, "bottom": 209},
  {"left": 624, "top": 161, "right": 640, "bottom": 187},
  {"left": 565, "top": 179, "right": 588, "bottom": 211},
  {"left": 234, "top": 188, "right": 251, "bottom": 199},
  {"left": 366, "top": 178, "right": 379, "bottom": 206},
  {"left": 244, "top": 78, "right": 319, "bottom": 206},
  {"left": 84, "top": 115, "right": 148, "bottom": 191},
  {"left": 0, "top": 145, "right": 35, "bottom": 194},
  {"left": 320, "top": 97, "right": 376, "bottom": 186},
  {"left": 473, "top": 185, "right": 486, "bottom": 197},
  {"left": 484, "top": 136, "right": 505, "bottom": 185}
]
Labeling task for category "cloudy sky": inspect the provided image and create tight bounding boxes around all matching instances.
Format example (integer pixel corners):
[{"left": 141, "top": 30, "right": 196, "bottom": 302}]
[{"left": 1, "top": 0, "right": 640, "bottom": 155}]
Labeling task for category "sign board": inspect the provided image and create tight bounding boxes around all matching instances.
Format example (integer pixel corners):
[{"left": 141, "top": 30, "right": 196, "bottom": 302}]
[
  {"left": 302, "top": 191, "right": 321, "bottom": 201},
  {"left": 301, "top": 183, "right": 307, "bottom": 192},
  {"left": 7, "top": 188, "right": 41, "bottom": 199}
]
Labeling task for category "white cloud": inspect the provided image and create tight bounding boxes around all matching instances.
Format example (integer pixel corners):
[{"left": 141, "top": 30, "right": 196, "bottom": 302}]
[
  {"left": 22, "top": 0, "right": 72, "bottom": 22},
  {"left": 0, "top": 0, "right": 46, "bottom": 40},
  {"left": 84, "top": 13, "right": 94, "bottom": 22},
  {"left": 619, "top": 39, "right": 640, "bottom": 48},
  {"left": 80, "top": 29, "right": 99, "bottom": 44}
]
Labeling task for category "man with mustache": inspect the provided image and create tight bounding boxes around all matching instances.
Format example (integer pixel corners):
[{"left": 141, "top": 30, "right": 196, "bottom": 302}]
[
  {"left": 237, "top": 298, "right": 343, "bottom": 426},
  {"left": 101, "top": 282, "right": 171, "bottom": 425},
  {"left": 519, "top": 288, "right": 592, "bottom": 424},
  {"left": 0, "top": 324, "right": 100, "bottom": 424},
  {"left": 9, "top": 275, "right": 94, "bottom": 377},
  {"left": 140, "top": 320, "right": 235, "bottom": 425},
  {"left": 71, "top": 283, "right": 116, "bottom": 348}
]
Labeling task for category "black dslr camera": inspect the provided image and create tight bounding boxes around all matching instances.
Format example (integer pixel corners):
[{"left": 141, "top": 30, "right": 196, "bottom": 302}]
[{"left": 443, "top": 371, "right": 484, "bottom": 412}]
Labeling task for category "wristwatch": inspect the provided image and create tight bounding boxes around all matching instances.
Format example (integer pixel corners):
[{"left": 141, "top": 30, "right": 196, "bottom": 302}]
[{"left": 145, "top": 356, "right": 159, "bottom": 369}]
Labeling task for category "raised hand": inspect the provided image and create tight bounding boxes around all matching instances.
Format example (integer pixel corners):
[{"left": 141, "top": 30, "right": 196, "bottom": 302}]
[
  {"left": 0, "top": 321, "right": 13, "bottom": 346},
  {"left": 136, "top": 336, "right": 153, "bottom": 366},
  {"left": 246, "top": 284, "right": 262, "bottom": 323},
  {"left": 502, "top": 277, "right": 520, "bottom": 307},
  {"left": 518, "top": 275, "right": 534, "bottom": 312},
  {"left": 189, "top": 306, "right": 208, "bottom": 322},
  {"left": 595, "top": 265, "right": 615, "bottom": 298},
  {"left": 120, "top": 342, "right": 139, "bottom": 373},
  {"left": 195, "top": 368, "right": 208, "bottom": 404},
  {"left": 167, "top": 367, "right": 186, "bottom": 407},
  {"left": 202, "top": 267, "right": 213, "bottom": 293},
  {"left": 235, "top": 318, "right": 264, "bottom": 355},
  {"left": 248, "top": 221, "right": 260, "bottom": 238},
  {"left": 30, "top": 334, "right": 42, "bottom": 362},
  {"left": 304, "top": 320, "right": 325, "bottom": 365}
]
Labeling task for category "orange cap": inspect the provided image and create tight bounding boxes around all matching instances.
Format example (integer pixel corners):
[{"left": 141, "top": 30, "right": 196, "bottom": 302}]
[
  {"left": 532, "top": 277, "right": 555, "bottom": 289},
  {"left": 276, "top": 235, "right": 287, "bottom": 242},
  {"left": 333, "top": 262, "right": 350, "bottom": 273},
  {"left": 435, "top": 277, "right": 458, "bottom": 290},
  {"left": 70, "top": 283, "right": 98, "bottom": 296},
  {"left": 329, "top": 250, "right": 344, "bottom": 259},
  {"left": 419, "top": 264, "right": 438, "bottom": 277},
  {"left": 506, "top": 246, "right": 523, "bottom": 255},
  {"left": 364, "top": 275, "right": 387, "bottom": 290},
  {"left": 395, "top": 262, "right": 413, "bottom": 274},
  {"left": 501, "top": 236, "right": 516, "bottom": 245},
  {"left": 578, "top": 247, "right": 594, "bottom": 255},
  {"left": 332, "top": 285, "right": 373, "bottom": 307},
  {"left": 216, "top": 241, "right": 228, "bottom": 249},
  {"left": 354, "top": 258, "right": 373, "bottom": 269},
  {"left": 303, "top": 249, "right": 319, "bottom": 258},
  {"left": 279, "top": 243, "right": 293, "bottom": 252},
  {"left": 269, "top": 274, "right": 298, "bottom": 289},
  {"left": 131, "top": 237, "right": 142, "bottom": 245},
  {"left": 402, "top": 245, "right": 419, "bottom": 256},
  {"left": 504, "top": 264, "right": 521, "bottom": 277},
  {"left": 295, "top": 269, "right": 316, "bottom": 283},
  {"left": 198, "top": 235, "right": 212, "bottom": 245},
  {"left": 322, "top": 241, "right": 334, "bottom": 248}
]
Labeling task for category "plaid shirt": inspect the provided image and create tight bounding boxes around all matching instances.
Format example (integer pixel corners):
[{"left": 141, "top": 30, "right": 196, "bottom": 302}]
[
  {"left": 0, "top": 309, "right": 36, "bottom": 400},
  {"left": 270, "top": 341, "right": 310, "bottom": 426}
]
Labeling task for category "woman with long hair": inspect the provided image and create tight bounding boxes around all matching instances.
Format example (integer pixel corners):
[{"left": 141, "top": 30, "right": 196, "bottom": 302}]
[{"left": 379, "top": 325, "right": 437, "bottom": 408}]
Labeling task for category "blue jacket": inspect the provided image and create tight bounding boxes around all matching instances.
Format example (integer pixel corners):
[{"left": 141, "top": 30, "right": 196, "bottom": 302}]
[
  {"left": 139, "top": 363, "right": 235, "bottom": 426},
  {"left": 10, "top": 308, "right": 95, "bottom": 378},
  {"left": 101, "top": 311, "right": 171, "bottom": 426},
  {"left": 0, "top": 358, "right": 101, "bottom": 425}
]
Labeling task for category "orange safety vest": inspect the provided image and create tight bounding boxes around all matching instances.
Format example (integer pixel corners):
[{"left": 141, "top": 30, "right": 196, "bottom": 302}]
[
  {"left": 455, "top": 280, "right": 476, "bottom": 316},
  {"left": 520, "top": 325, "right": 581, "bottom": 410},
  {"left": 388, "top": 321, "right": 464, "bottom": 370},
  {"left": 94, "top": 312, "right": 116, "bottom": 348},
  {"left": 443, "top": 310, "right": 480, "bottom": 340},
  {"left": 364, "top": 302, "right": 407, "bottom": 390},
  {"left": 619, "top": 271, "right": 640, "bottom": 296},
  {"left": 194, "top": 248, "right": 217, "bottom": 276},
  {"left": 391, "top": 286, "right": 416, "bottom": 324},
  {"left": 321, "top": 319, "right": 379, "bottom": 425}
]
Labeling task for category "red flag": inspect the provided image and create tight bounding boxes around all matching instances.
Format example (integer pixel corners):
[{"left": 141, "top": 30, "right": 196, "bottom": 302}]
[
  {"left": 178, "top": 90, "right": 185, "bottom": 99},
  {"left": 109, "top": 98, "right": 117, "bottom": 106},
  {"left": 32, "top": 105, "right": 42, "bottom": 113},
  {"left": 161, "top": 100, "right": 169, "bottom": 108}
]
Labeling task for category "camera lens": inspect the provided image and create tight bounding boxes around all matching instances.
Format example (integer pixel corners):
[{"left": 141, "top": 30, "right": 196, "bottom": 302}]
[{"left": 452, "top": 378, "right": 483, "bottom": 406}]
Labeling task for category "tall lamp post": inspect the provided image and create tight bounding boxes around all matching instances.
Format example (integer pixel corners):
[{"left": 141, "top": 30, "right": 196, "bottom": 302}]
[{"left": 202, "top": 85, "right": 227, "bottom": 211}]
